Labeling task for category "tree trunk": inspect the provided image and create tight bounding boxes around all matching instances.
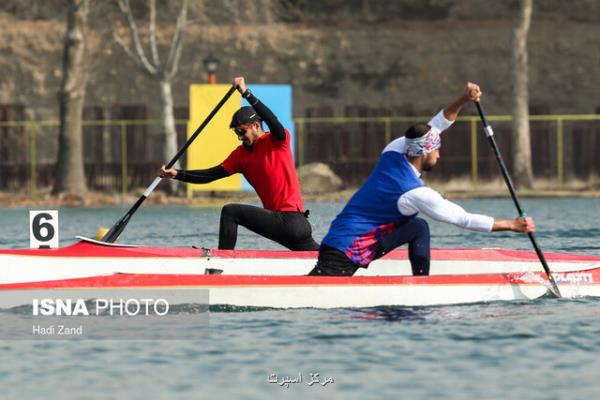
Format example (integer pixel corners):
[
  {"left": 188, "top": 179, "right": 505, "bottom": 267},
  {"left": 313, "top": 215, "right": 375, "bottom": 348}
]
[
  {"left": 159, "top": 79, "right": 180, "bottom": 194},
  {"left": 53, "top": 0, "right": 89, "bottom": 195},
  {"left": 112, "top": 0, "right": 187, "bottom": 196},
  {"left": 511, "top": 0, "right": 534, "bottom": 189}
]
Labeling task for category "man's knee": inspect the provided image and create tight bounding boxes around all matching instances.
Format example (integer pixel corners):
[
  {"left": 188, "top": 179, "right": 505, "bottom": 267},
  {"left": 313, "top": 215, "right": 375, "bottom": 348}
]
[
  {"left": 221, "top": 203, "right": 238, "bottom": 216},
  {"left": 220, "top": 203, "right": 242, "bottom": 223}
]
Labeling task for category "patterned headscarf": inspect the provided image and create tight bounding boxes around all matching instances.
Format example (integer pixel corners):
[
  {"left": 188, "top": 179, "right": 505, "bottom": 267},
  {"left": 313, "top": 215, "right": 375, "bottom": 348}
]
[{"left": 405, "top": 129, "right": 441, "bottom": 157}]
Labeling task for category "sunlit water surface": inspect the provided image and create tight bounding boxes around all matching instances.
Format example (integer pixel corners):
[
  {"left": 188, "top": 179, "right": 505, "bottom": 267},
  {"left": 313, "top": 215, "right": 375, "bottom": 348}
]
[{"left": 0, "top": 198, "right": 599, "bottom": 399}]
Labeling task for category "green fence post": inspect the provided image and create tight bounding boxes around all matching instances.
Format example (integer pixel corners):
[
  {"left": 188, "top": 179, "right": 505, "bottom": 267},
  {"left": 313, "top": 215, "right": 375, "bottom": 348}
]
[
  {"left": 556, "top": 118, "right": 564, "bottom": 187},
  {"left": 29, "top": 123, "right": 38, "bottom": 196},
  {"left": 470, "top": 118, "right": 478, "bottom": 186},
  {"left": 384, "top": 118, "right": 391, "bottom": 144},
  {"left": 121, "top": 122, "right": 128, "bottom": 195}
]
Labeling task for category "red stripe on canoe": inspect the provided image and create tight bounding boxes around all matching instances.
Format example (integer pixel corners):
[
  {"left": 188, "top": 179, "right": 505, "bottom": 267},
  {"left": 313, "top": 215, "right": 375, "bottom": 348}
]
[
  {"left": 2, "top": 241, "right": 599, "bottom": 262},
  {"left": 1, "top": 268, "right": 599, "bottom": 290}
]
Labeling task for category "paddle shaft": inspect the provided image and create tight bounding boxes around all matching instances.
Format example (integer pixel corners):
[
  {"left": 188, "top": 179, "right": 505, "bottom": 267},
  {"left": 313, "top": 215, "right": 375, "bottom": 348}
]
[
  {"left": 473, "top": 99, "right": 561, "bottom": 297},
  {"left": 102, "top": 85, "right": 238, "bottom": 243}
]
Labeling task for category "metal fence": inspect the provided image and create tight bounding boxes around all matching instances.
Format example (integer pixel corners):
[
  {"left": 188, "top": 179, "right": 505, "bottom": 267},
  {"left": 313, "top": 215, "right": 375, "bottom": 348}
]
[
  {"left": 1, "top": 114, "right": 599, "bottom": 194},
  {"left": 0, "top": 119, "right": 188, "bottom": 195},
  {"left": 296, "top": 114, "right": 600, "bottom": 186}
]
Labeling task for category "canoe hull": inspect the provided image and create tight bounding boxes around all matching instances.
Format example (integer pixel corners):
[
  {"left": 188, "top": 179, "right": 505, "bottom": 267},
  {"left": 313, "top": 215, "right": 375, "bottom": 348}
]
[
  {"left": 2, "top": 240, "right": 600, "bottom": 283},
  {"left": 1, "top": 240, "right": 600, "bottom": 308},
  {"left": 1, "top": 269, "right": 599, "bottom": 308}
]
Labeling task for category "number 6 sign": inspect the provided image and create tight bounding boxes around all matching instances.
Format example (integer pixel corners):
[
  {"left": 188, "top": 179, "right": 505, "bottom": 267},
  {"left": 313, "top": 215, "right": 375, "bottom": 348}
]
[{"left": 30, "top": 210, "right": 59, "bottom": 249}]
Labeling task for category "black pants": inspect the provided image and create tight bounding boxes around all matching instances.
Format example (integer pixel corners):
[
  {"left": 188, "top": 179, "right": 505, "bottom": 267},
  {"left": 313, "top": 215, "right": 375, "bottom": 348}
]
[
  {"left": 218, "top": 203, "right": 320, "bottom": 251},
  {"left": 309, "top": 217, "right": 431, "bottom": 276}
]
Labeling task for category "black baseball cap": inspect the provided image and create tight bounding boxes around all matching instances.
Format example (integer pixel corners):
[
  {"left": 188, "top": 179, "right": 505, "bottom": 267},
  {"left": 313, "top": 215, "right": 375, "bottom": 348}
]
[{"left": 230, "top": 106, "right": 261, "bottom": 128}]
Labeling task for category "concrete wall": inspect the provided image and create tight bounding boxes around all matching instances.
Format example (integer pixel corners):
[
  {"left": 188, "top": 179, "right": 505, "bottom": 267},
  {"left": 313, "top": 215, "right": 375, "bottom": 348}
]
[{"left": 1, "top": 0, "right": 599, "bottom": 119}]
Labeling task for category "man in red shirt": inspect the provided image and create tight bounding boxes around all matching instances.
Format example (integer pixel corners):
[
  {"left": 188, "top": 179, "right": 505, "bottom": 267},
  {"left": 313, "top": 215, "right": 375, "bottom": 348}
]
[{"left": 160, "top": 77, "right": 319, "bottom": 251}]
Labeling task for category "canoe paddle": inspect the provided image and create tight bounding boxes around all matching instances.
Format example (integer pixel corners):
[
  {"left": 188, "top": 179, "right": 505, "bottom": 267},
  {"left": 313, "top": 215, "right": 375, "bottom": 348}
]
[
  {"left": 471, "top": 94, "right": 561, "bottom": 298},
  {"left": 102, "top": 85, "right": 238, "bottom": 243}
]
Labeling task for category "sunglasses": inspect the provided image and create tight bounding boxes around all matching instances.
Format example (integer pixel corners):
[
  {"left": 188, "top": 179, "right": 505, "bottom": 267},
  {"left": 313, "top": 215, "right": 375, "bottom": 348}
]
[{"left": 232, "top": 124, "right": 253, "bottom": 137}]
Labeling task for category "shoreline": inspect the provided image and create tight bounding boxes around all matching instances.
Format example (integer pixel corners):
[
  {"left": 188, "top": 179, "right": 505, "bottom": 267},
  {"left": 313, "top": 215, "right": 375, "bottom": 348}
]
[{"left": 1, "top": 185, "right": 598, "bottom": 208}]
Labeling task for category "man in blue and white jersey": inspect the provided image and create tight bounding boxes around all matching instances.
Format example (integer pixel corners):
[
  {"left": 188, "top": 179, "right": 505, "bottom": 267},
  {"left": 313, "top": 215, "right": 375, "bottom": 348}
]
[{"left": 309, "top": 82, "right": 536, "bottom": 276}]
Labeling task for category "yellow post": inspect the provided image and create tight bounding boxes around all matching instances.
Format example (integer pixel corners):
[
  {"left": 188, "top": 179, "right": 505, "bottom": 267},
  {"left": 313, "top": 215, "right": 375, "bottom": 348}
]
[
  {"left": 121, "top": 122, "right": 128, "bottom": 194},
  {"left": 470, "top": 118, "right": 478, "bottom": 186},
  {"left": 556, "top": 118, "right": 564, "bottom": 187},
  {"left": 187, "top": 84, "right": 242, "bottom": 197},
  {"left": 384, "top": 118, "right": 391, "bottom": 143}
]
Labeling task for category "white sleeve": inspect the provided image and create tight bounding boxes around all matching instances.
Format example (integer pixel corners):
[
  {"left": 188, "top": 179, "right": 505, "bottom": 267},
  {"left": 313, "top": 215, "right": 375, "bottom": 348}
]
[
  {"left": 398, "top": 186, "right": 494, "bottom": 232},
  {"left": 427, "top": 109, "right": 453, "bottom": 134}
]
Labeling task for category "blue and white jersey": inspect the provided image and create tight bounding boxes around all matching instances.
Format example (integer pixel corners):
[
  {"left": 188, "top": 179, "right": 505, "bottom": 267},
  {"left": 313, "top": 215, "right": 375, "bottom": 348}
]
[
  {"left": 322, "top": 110, "right": 494, "bottom": 266},
  {"left": 322, "top": 139, "right": 423, "bottom": 266}
]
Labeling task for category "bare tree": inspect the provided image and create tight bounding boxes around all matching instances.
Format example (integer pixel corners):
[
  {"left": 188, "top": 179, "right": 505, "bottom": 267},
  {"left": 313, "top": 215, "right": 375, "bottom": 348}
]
[
  {"left": 53, "top": 0, "right": 90, "bottom": 195},
  {"left": 511, "top": 0, "right": 534, "bottom": 188},
  {"left": 113, "top": 0, "right": 188, "bottom": 194}
]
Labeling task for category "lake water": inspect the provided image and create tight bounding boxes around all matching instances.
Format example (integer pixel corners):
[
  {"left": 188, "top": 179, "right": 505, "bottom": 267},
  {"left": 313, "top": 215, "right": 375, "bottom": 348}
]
[{"left": 0, "top": 198, "right": 599, "bottom": 399}]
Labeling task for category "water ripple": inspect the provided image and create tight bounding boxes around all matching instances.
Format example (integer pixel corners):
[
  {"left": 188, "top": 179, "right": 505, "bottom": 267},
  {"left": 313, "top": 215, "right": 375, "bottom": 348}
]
[{"left": 1, "top": 200, "right": 600, "bottom": 399}]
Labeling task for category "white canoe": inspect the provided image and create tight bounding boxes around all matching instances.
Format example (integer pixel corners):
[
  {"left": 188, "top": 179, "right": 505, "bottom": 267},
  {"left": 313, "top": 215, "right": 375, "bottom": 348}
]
[{"left": 1, "top": 237, "right": 599, "bottom": 308}]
